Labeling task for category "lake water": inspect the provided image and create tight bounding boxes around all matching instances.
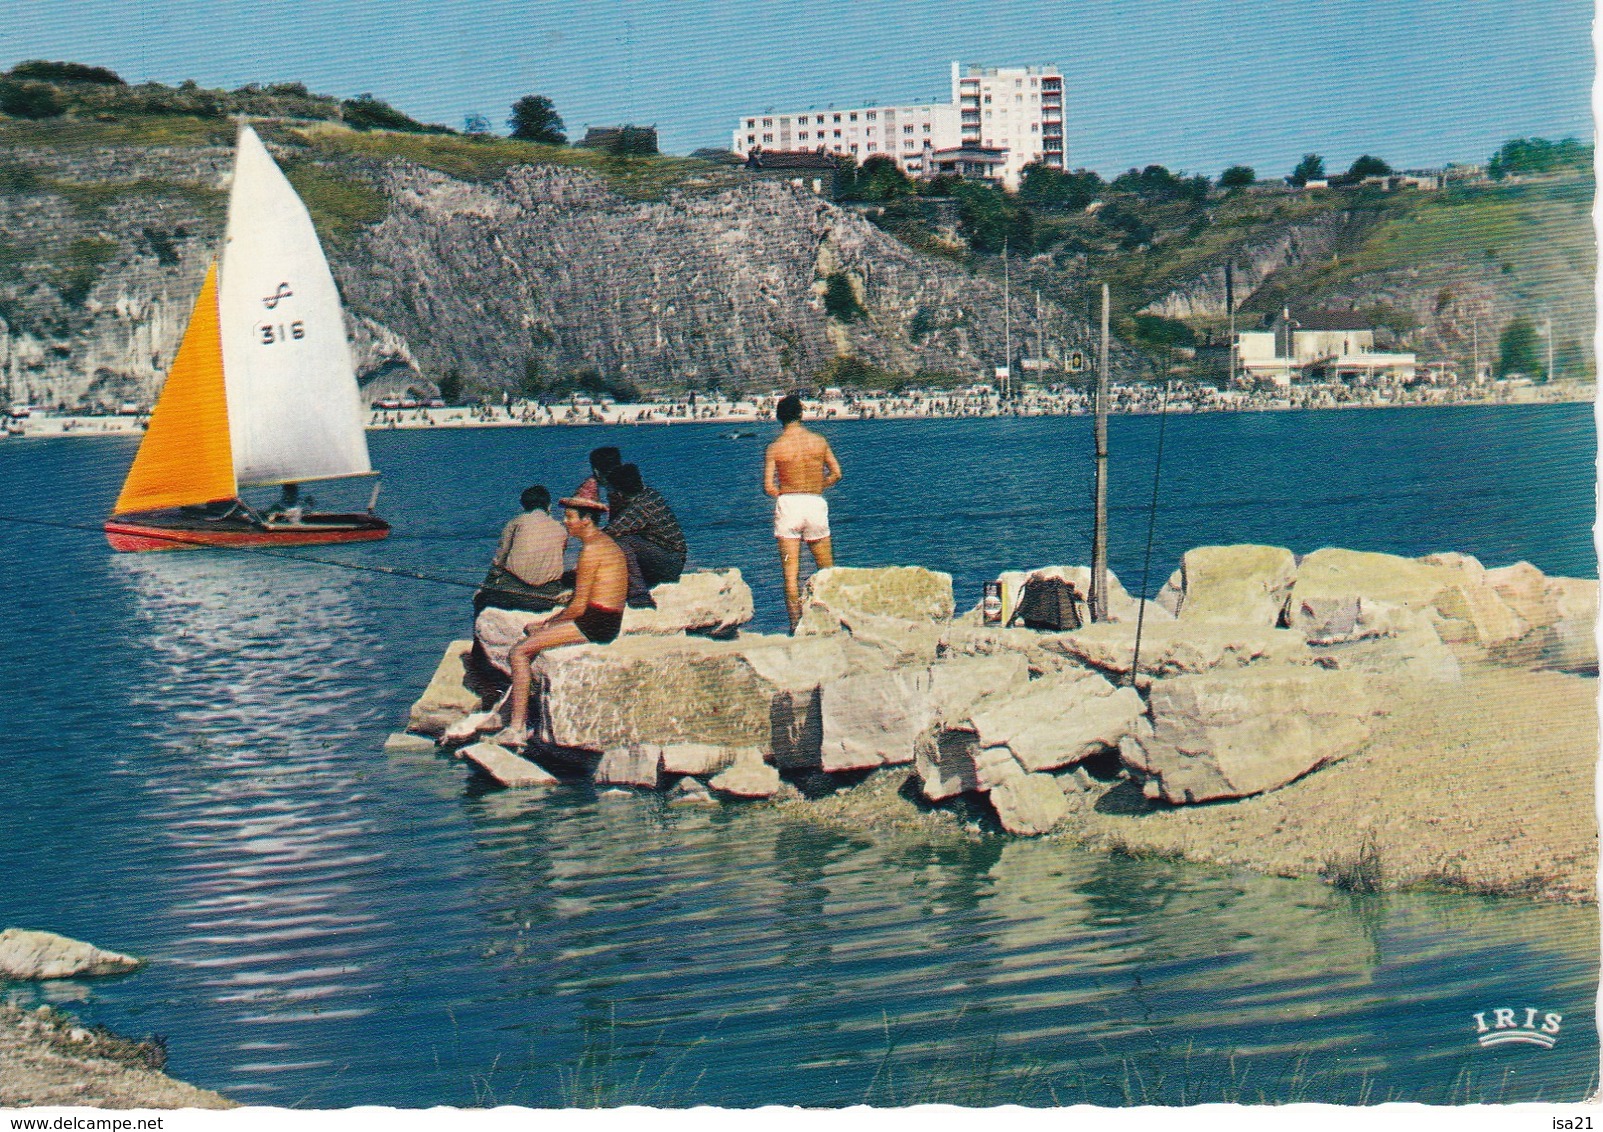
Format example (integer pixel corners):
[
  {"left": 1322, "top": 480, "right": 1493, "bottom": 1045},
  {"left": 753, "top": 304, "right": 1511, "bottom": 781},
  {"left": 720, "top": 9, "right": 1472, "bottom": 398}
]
[{"left": 0, "top": 404, "right": 1596, "bottom": 1106}]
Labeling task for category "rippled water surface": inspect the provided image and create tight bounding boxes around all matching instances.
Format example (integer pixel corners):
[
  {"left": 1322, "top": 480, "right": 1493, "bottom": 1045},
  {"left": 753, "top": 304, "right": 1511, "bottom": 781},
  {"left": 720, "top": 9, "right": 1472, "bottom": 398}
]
[{"left": 0, "top": 405, "right": 1595, "bottom": 1106}]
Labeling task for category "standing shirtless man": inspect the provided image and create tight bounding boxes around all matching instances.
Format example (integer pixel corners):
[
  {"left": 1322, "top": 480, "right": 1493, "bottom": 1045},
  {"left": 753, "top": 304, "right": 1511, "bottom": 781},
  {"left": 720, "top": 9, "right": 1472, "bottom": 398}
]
[
  {"left": 764, "top": 393, "right": 843, "bottom": 631},
  {"left": 493, "top": 480, "right": 630, "bottom": 749}
]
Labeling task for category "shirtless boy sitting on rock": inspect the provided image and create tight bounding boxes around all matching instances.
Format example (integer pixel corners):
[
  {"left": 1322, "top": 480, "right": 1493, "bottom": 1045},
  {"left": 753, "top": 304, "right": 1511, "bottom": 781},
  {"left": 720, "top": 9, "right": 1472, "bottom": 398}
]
[
  {"left": 764, "top": 393, "right": 843, "bottom": 631},
  {"left": 492, "top": 479, "right": 629, "bottom": 749}
]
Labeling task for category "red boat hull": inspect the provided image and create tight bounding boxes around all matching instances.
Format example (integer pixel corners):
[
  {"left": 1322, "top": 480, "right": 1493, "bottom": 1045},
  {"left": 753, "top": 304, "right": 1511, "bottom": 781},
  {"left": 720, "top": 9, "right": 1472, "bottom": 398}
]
[{"left": 104, "top": 512, "right": 390, "bottom": 552}]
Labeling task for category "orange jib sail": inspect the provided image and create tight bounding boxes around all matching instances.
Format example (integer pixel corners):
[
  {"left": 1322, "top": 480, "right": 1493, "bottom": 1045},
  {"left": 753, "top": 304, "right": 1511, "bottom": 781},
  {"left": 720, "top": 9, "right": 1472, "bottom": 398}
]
[{"left": 112, "top": 263, "right": 237, "bottom": 516}]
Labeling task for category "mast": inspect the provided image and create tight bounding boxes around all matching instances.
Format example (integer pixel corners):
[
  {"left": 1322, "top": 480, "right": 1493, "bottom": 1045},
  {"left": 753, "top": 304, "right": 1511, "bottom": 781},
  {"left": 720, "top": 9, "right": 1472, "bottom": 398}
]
[
  {"left": 1035, "top": 289, "right": 1044, "bottom": 382},
  {"left": 1091, "top": 282, "right": 1110, "bottom": 622},
  {"left": 1226, "top": 261, "right": 1236, "bottom": 387}
]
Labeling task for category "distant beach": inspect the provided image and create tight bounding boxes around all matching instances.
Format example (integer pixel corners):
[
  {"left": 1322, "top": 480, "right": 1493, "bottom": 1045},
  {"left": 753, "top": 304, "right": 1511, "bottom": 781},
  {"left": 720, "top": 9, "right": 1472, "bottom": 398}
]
[{"left": 5, "top": 378, "right": 1592, "bottom": 440}]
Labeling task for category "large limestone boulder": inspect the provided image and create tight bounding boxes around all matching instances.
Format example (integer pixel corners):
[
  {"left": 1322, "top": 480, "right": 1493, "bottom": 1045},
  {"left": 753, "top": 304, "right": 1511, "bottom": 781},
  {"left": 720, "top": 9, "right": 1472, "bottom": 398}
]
[
  {"left": 532, "top": 636, "right": 774, "bottom": 752},
  {"left": 988, "top": 773, "right": 1071, "bottom": 836},
  {"left": 659, "top": 742, "right": 748, "bottom": 777},
  {"left": 407, "top": 640, "right": 485, "bottom": 736},
  {"left": 927, "top": 652, "right": 1031, "bottom": 724},
  {"left": 618, "top": 569, "right": 754, "bottom": 638},
  {"left": 817, "top": 667, "right": 935, "bottom": 771},
  {"left": 709, "top": 752, "right": 781, "bottom": 799},
  {"left": 1121, "top": 667, "right": 1377, "bottom": 803},
  {"left": 1045, "top": 620, "right": 1309, "bottom": 680},
  {"left": 1485, "top": 566, "right": 1598, "bottom": 673},
  {"left": 594, "top": 743, "right": 666, "bottom": 789},
  {"left": 735, "top": 633, "right": 895, "bottom": 769},
  {"left": 1287, "top": 549, "right": 1526, "bottom": 649},
  {"left": 0, "top": 929, "right": 142, "bottom": 980},
  {"left": 913, "top": 729, "right": 981, "bottom": 801},
  {"left": 795, "top": 566, "right": 954, "bottom": 635},
  {"left": 475, "top": 570, "right": 755, "bottom": 675},
  {"left": 1168, "top": 545, "right": 1297, "bottom": 626},
  {"left": 968, "top": 669, "right": 1146, "bottom": 773}
]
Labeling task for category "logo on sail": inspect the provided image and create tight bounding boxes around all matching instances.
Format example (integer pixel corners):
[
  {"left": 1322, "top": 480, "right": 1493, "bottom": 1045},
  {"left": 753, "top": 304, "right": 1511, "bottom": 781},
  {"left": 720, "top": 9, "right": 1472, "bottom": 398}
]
[
  {"left": 263, "top": 282, "right": 294, "bottom": 309},
  {"left": 1473, "top": 1007, "right": 1561, "bottom": 1048}
]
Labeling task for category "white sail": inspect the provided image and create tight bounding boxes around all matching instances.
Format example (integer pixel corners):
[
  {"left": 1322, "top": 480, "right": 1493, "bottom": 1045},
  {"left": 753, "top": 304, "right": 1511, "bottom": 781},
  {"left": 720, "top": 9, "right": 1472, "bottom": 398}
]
[{"left": 218, "top": 125, "right": 372, "bottom": 488}]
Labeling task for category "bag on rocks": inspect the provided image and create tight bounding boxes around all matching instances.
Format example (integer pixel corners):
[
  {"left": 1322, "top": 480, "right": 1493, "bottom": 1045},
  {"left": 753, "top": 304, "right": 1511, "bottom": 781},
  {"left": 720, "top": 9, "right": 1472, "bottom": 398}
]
[{"left": 1007, "top": 577, "right": 1085, "bottom": 632}]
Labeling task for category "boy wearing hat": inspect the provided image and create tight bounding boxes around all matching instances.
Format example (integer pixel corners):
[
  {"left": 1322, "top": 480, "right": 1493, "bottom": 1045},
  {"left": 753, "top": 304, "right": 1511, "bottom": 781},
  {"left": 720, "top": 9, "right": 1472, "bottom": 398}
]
[{"left": 493, "top": 478, "right": 630, "bottom": 749}]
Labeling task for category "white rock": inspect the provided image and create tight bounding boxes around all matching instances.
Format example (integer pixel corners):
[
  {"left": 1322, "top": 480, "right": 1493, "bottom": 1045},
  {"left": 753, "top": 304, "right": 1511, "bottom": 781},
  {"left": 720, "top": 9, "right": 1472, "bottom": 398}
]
[
  {"left": 0, "top": 929, "right": 142, "bottom": 980},
  {"left": 968, "top": 669, "right": 1146, "bottom": 772},
  {"left": 460, "top": 743, "right": 560, "bottom": 787},
  {"left": 594, "top": 743, "right": 665, "bottom": 789},
  {"left": 1121, "top": 667, "right": 1377, "bottom": 803},
  {"left": 407, "top": 640, "right": 486, "bottom": 735},
  {"left": 709, "top": 756, "right": 781, "bottom": 798},
  {"left": 795, "top": 565, "right": 955, "bottom": 635},
  {"left": 383, "top": 732, "right": 437, "bottom": 752},
  {"left": 973, "top": 743, "right": 1026, "bottom": 791},
  {"left": 1170, "top": 545, "right": 1298, "bottom": 626},
  {"left": 660, "top": 743, "right": 743, "bottom": 777},
  {"left": 618, "top": 569, "right": 754, "bottom": 638},
  {"left": 818, "top": 667, "right": 935, "bottom": 771},
  {"left": 989, "top": 773, "right": 1071, "bottom": 836},
  {"left": 913, "top": 729, "right": 981, "bottom": 802}
]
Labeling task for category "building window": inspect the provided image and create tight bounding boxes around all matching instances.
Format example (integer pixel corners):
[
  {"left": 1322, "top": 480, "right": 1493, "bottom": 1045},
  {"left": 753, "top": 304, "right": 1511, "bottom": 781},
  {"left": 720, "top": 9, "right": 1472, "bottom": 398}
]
[
  {"left": 922, "top": 123, "right": 930, "bottom": 132},
  {"left": 833, "top": 129, "right": 841, "bottom": 138},
  {"left": 866, "top": 110, "right": 876, "bottom": 120},
  {"left": 762, "top": 118, "right": 772, "bottom": 126},
  {"left": 1030, "top": 77, "right": 1037, "bottom": 87},
  {"left": 850, "top": 143, "right": 859, "bottom": 152},
  {"left": 849, "top": 112, "right": 858, "bottom": 121},
  {"left": 985, "top": 110, "right": 992, "bottom": 118},
  {"left": 746, "top": 118, "right": 755, "bottom": 128},
  {"left": 904, "top": 138, "right": 915, "bottom": 149},
  {"left": 799, "top": 131, "right": 808, "bottom": 140},
  {"left": 762, "top": 133, "right": 773, "bottom": 143},
  {"left": 983, "top": 94, "right": 991, "bottom": 104},
  {"left": 903, "top": 124, "right": 913, "bottom": 134},
  {"left": 747, "top": 134, "right": 755, "bottom": 144},
  {"left": 1030, "top": 123, "right": 1038, "bottom": 132},
  {"left": 867, "top": 142, "right": 876, "bottom": 151}
]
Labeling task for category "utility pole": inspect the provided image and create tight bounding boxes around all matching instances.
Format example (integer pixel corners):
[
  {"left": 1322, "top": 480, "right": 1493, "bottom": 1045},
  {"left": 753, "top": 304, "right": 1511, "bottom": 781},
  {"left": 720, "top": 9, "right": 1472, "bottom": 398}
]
[
  {"left": 1226, "top": 261, "right": 1236, "bottom": 387},
  {"left": 1544, "top": 304, "right": 1554, "bottom": 382},
  {"left": 1035, "top": 289, "right": 1044, "bottom": 382},
  {"left": 1002, "top": 238, "right": 1012, "bottom": 399},
  {"left": 1091, "top": 282, "right": 1110, "bottom": 622},
  {"left": 1473, "top": 316, "right": 1480, "bottom": 384}
]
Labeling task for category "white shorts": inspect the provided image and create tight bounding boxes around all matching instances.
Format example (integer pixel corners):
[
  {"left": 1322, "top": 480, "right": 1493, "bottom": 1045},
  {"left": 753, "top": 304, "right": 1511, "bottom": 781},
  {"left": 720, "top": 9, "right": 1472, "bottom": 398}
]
[{"left": 774, "top": 493, "right": 830, "bottom": 541}]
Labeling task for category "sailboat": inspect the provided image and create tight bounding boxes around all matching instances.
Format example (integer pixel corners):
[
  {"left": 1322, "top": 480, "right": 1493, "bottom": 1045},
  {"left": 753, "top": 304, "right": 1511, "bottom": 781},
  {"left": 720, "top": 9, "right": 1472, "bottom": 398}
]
[{"left": 103, "top": 124, "right": 389, "bottom": 552}]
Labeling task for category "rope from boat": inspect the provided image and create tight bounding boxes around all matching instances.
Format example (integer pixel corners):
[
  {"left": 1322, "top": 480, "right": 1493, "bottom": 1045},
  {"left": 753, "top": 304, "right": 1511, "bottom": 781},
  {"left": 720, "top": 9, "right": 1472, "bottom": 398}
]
[
  {"left": 0, "top": 513, "right": 484, "bottom": 590},
  {"left": 1128, "top": 379, "right": 1173, "bottom": 687}
]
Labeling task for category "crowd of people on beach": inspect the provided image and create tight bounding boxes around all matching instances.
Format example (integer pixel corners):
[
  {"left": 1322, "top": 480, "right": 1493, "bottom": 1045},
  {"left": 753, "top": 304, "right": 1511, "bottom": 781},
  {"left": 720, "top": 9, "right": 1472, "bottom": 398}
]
[{"left": 474, "top": 395, "right": 843, "bottom": 750}]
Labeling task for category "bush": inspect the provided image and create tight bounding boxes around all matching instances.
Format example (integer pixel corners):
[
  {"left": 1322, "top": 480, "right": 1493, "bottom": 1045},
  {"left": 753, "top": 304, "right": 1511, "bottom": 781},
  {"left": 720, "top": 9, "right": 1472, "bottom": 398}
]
[
  {"left": 1489, "top": 137, "right": 1592, "bottom": 179},
  {"left": 1018, "top": 163, "right": 1104, "bottom": 209},
  {"left": 1219, "top": 165, "right": 1255, "bottom": 188},
  {"left": 0, "top": 80, "right": 63, "bottom": 119},
  {"left": 341, "top": 94, "right": 451, "bottom": 134},
  {"left": 9, "top": 60, "right": 124, "bottom": 85},
  {"left": 843, "top": 154, "right": 911, "bottom": 201},
  {"left": 822, "top": 271, "right": 867, "bottom": 322},
  {"left": 1498, "top": 315, "right": 1542, "bottom": 377},
  {"left": 953, "top": 180, "right": 1032, "bottom": 254}
]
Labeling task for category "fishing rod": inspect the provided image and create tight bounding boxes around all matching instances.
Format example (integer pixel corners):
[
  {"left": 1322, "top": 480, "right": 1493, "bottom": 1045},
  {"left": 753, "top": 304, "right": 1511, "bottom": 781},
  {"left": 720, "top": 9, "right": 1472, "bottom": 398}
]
[
  {"left": 1128, "top": 378, "right": 1173, "bottom": 687},
  {"left": 0, "top": 513, "right": 485, "bottom": 590}
]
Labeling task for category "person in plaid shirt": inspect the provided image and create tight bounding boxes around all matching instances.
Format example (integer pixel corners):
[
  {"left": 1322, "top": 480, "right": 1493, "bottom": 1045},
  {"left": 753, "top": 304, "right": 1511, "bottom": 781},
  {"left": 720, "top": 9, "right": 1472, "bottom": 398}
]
[{"left": 603, "top": 463, "right": 686, "bottom": 607}]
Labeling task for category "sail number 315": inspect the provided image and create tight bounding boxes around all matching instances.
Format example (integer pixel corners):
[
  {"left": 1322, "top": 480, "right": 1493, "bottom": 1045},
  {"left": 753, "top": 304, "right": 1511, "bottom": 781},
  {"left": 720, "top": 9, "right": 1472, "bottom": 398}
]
[{"left": 259, "top": 321, "right": 306, "bottom": 345}]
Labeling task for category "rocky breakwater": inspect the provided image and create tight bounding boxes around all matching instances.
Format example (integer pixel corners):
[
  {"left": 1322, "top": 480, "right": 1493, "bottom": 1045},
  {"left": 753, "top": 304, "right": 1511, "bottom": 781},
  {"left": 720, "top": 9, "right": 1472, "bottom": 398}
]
[{"left": 405, "top": 546, "right": 1596, "bottom": 898}]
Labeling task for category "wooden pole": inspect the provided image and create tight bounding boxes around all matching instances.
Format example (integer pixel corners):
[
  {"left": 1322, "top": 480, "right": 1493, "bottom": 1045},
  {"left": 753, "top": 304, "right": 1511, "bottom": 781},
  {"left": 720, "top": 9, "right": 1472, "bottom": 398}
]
[{"left": 1091, "top": 282, "right": 1110, "bottom": 622}]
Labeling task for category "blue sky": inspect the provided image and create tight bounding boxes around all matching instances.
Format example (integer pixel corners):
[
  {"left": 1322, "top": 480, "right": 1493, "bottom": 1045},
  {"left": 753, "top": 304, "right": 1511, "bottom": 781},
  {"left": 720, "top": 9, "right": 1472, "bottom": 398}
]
[{"left": 1, "top": 0, "right": 1592, "bottom": 177}]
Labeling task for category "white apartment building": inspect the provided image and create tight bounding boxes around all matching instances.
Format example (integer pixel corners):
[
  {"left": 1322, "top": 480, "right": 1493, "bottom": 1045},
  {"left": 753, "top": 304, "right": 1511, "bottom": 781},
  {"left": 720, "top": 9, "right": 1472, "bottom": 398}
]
[
  {"left": 731, "top": 101, "right": 960, "bottom": 178},
  {"left": 951, "top": 62, "right": 1064, "bottom": 187},
  {"left": 730, "top": 60, "right": 1064, "bottom": 189}
]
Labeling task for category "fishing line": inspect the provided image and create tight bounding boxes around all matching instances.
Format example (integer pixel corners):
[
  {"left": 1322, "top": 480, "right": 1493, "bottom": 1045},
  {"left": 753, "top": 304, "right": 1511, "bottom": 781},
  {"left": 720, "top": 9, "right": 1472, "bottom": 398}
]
[
  {"left": 1128, "top": 380, "right": 1173, "bottom": 687},
  {"left": 0, "top": 513, "right": 485, "bottom": 590}
]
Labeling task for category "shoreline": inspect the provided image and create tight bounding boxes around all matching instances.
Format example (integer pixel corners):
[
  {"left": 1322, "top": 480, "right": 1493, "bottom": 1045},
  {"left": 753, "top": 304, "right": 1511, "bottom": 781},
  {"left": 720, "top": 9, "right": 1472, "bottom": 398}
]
[
  {"left": 5, "top": 381, "right": 1593, "bottom": 441},
  {"left": 0, "top": 1000, "right": 234, "bottom": 1109}
]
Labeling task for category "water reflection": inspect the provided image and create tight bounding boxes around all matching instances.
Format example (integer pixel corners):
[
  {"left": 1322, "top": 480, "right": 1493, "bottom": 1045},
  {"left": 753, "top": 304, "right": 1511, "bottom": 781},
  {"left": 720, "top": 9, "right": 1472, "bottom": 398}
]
[
  {"left": 444, "top": 786, "right": 1596, "bottom": 1106},
  {"left": 113, "top": 553, "right": 396, "bottom": 1097}
]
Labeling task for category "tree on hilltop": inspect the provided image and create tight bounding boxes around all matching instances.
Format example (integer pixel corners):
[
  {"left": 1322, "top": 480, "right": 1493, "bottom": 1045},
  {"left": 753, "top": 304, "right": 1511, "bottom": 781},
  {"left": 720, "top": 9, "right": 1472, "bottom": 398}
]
[
  {"left": 1346, "top": 154, "right": 1391, "bottom": 179},
  {"left": 509, "top": 94, "right": 566, "bottom": 144},
  {"left": 1219, "top": 165, "right": 1255, "bottom": 188},
  {"left": 0, "top": 80, "right": 63, "bottom": 119},
  {"left": 1489, "top": 137, "right": 1591, "bottom": 179},
  {"left": 1289, "top": 153, "right": 1324, "bottom": 186},
  {"left": 845, "top": 155, "right": 912, "bottom": 201},
  {"left": 1019, "top": 163, "right": 1104, "bottom": 209}
]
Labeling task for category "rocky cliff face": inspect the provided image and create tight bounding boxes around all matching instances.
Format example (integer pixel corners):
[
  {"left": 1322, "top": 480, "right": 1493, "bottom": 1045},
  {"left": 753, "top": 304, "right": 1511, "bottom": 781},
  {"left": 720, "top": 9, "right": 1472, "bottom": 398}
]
[{"left": 0, "top": 140, "right": 1095, "bottom": 408}]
